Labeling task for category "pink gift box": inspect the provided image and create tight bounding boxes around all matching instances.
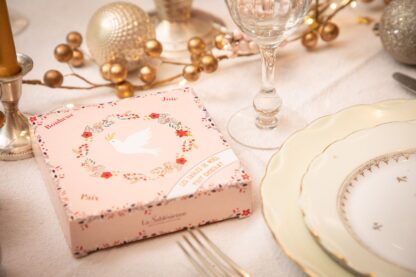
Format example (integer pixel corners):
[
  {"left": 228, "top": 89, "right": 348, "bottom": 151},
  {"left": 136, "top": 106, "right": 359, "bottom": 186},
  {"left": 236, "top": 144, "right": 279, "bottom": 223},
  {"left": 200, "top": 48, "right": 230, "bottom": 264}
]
[{"left": 30, "top": 87, "right": 252, "bottom": 257}]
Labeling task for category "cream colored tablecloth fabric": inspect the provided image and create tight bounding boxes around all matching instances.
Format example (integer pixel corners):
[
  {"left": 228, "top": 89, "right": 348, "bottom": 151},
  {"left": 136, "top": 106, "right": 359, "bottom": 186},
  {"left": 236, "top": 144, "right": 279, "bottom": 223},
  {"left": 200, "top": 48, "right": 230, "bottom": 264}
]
[{"left": 1, "top": 0, "right": 414, "bottom": 276}]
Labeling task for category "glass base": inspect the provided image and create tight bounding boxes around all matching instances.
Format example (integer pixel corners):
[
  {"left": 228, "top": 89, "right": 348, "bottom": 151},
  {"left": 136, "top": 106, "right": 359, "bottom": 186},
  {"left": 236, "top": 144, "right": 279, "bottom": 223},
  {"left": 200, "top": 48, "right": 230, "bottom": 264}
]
[{"left": 227, "top": 106, "right": 306, "bottom": 150}]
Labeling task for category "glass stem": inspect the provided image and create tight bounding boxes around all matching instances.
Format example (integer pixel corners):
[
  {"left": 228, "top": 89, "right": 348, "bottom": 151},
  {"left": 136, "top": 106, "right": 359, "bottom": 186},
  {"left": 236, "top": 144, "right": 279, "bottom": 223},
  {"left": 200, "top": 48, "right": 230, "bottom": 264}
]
[{"left": 253, "top": 45, "right": 282, "bottom": 129}]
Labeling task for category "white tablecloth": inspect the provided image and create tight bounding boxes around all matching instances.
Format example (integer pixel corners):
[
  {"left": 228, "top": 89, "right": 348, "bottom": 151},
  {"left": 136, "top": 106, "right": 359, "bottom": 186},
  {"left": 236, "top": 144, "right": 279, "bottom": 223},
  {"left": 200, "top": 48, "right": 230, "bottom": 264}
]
[{"left": 1, "top": 0, "right": 414, "bottom": 276}]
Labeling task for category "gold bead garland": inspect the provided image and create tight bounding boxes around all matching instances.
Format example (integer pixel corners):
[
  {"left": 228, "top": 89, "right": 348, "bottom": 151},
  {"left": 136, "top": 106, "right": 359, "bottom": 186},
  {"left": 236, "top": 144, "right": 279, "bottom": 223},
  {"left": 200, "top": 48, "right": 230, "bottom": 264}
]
[{"left": 23, "top": 0, "right": 382, "bottom": 98}]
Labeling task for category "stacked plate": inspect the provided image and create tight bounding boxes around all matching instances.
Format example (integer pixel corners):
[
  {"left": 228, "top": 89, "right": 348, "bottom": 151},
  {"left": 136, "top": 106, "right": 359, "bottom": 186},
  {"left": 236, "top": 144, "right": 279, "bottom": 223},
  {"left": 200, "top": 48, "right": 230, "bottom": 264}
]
[{"left": 261, "top": 100, "right": 416, "bottom": 277}]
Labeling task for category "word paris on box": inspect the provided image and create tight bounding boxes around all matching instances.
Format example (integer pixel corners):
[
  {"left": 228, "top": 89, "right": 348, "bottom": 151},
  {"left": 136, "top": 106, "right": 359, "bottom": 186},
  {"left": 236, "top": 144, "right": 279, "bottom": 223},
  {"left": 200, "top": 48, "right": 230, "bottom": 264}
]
[{"left": 30, "top": 87, "right": 252, "bottom": 257}]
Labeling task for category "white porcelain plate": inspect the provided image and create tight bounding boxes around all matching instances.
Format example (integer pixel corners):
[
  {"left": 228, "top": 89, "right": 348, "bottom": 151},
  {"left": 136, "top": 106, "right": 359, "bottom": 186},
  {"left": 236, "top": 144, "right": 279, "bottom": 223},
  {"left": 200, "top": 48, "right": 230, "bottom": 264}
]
[
  {"left": 299, "top": 121, "right": 416, "bottom": 277},
  {"left": 261, "top": 99, "right": 416, "bottom": 277}
]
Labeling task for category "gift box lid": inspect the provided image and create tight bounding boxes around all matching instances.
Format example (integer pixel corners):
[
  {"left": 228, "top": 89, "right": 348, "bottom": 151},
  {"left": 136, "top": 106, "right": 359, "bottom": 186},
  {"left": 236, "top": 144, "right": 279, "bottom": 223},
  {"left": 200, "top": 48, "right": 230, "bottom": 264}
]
[{"left": 30, "top": 87, "right": 250, "bottom": 222}]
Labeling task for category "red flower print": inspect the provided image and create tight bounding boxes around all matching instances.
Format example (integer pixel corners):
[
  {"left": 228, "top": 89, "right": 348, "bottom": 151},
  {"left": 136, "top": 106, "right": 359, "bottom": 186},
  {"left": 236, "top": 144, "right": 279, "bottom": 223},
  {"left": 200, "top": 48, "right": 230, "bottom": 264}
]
[
  {"left": 149, "top": 113, "right": 160, "bottom": 119},
  {"left": 176, "top": 157, "right": 187, "bottom": 165},
  {"left": 29, "top": 116, "right": 37, "bottom": 123},
  {"left": 81, "top": 131, "right": 92, "bottom": 138},
  {"left": 101, "top": 172, "right": 112, "bottom": 179},
  {"left": 241, "top": 209, "right": 251, "bottom": 216},
  {"left": 242, "top": 173, "right": 250, "bottom": 180},
  {"left": 176, "top": 129, "right": 189, "bottom": 137}
]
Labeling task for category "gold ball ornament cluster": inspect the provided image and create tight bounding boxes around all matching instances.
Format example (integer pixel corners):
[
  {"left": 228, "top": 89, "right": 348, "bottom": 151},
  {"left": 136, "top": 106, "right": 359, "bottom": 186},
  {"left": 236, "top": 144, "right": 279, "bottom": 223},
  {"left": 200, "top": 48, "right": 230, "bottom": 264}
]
[{"left": 86, "top": 2, "right": 155, "bottom": 71}]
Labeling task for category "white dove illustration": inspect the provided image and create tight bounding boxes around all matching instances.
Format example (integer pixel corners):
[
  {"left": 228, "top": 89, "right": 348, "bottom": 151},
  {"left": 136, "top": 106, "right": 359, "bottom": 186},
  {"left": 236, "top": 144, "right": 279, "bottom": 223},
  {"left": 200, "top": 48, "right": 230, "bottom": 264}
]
[{"left": 105, "top": 128, "right": 159, "bottom": 156}]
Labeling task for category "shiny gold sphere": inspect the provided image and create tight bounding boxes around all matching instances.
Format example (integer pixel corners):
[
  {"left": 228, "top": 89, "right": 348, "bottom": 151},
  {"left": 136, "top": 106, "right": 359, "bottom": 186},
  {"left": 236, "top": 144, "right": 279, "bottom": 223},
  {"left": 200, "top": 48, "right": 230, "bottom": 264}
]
[
  {"left": 214, "top": 33, "right": 226, "bottom": 49},
  {"left": 320, "top": 22, "right": 339, "bottom": 42},
  {"left": 86, "top": 2, "right": 155, "bottom": 71},
  {"left": 301, "top": 31, "right": 318, "bottom": 49},
  {"left": 43, "top": 70, "right": 64, "bottom": 88},
  {"left": 182, "top": 64, "right": 200, "bottom": 82},
  {"left": 100, "top": 62, "right": 113, "bottom": 81},
  {"left": 66, "top": 31, "right": 83, "bottom": 48},
  {"left": 200, "top": 54, "right": 218, "bottom": 73},
  {"left": 187, "top": 37, "right": 206, "bottom": 54},
  {"left": 139, "top": 65, "right": 157, "bottom": 84},
  {"left": 0, "top": 111, "right": 4, "bottom": 128},
  {"left": 144, "top": 39, "right": 163, "bottom": 57},
  {"left": 115, "top": 81, "right": 134, "bottom": 98},
  {"left": 109, "top": 63, "right": 128, "bottom": 83},
  {"left": 54, "top": 44, "right": 73, "bottom": 63},
  {"left": 70, "top": 49, "right": 84, "bottom": 67}
]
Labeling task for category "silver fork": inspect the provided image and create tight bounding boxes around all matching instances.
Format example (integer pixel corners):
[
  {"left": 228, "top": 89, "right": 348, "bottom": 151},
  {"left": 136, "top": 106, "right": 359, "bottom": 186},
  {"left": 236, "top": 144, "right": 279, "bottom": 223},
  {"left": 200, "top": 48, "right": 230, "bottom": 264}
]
[{"left": 177, "top": 228, "right": 250, "bottom": 277}]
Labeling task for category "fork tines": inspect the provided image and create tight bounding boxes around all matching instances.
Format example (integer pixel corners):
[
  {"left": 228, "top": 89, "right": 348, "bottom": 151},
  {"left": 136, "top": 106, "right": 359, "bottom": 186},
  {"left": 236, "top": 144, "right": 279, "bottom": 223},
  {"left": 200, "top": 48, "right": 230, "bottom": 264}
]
[{"left": 177, "top": 228, "right": 250, "bottom": 277}]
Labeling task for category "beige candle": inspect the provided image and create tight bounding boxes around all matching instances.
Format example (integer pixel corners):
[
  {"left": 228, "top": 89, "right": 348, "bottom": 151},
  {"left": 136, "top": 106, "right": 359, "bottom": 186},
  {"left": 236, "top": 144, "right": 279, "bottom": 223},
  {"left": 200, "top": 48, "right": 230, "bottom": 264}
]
[{"left": 0, "top": 0, "right": 20, "bottom": 77}]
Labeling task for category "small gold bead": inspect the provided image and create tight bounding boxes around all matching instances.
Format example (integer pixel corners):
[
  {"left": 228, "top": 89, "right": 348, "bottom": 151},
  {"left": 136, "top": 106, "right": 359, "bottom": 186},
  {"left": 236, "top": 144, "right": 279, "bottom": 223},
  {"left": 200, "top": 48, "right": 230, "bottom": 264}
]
[
  {"left": 115, "top": 81, "right": 134, "bottom": 98},
  {"left": 43, "top": 70, "right": 64, "bottom": 88},
  {"left": 144, "top": 39, "right": 163, "bottom": 58},
  {"left": 109, "top": 63, "right": 128, "bottom": 84},
  {"left": 200, "top": 54, "right": 218, "bottom": 73},
  {"left": 70, "top": 49, "right": 84, "bottom": 67},
  {"left": 100, "top": 62, "right": 113, "bottom": 81},
  {"left": 301, "top": 31, "right": 318, "bottom": 49},
  {"left": 66, "top": 31, "right": 83, "bottom": 48},
  {"left": 214, "top": 33, "right": 226, "bottom": 49},
  {"left": 182, "top": 64, "right": 200, "bottom": 82},
  {"left": 320, "top": 22, "right": 339, "bottom": 42},
  {"left": 187, "top": 37, "right": 206, "bottom": 54},
  {"left": 54, "top": 44, "right": 73, "bottom": 63},
  {"left": 139, "top": 65, "right": 157, "bottom": 84}
]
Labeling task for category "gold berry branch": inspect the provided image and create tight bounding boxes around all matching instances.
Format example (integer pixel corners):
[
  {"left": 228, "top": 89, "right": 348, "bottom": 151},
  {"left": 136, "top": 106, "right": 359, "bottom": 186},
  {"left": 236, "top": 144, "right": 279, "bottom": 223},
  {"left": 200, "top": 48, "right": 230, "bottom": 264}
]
[{"left": 22, "top": 0, "right": 380, "bottom": 98}]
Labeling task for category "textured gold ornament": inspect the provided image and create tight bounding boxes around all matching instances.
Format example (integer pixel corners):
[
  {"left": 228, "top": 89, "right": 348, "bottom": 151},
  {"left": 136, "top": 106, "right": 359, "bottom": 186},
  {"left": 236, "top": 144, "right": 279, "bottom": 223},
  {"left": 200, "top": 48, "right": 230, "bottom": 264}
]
[
  {"left": 54, "top": 44, "right": 73, "bottom": 63},
  {"left": 70, "top": 49, "right": 84, "bottom": 67},
  {"left": 66, "top": 31, "right": 83, "bottom": 48},
  {"left": 200, "top": 54, "right": 218, "bottom": 73},
  {"left": 116, "top": 81, "right": 134, "bottom": 98},
  {"left": 302, "top": 31, "right": 318, "bottom": 49},
  {"left": 188, "top": 37, "right": 206, "bottom": 54},
  {"left": 182, "top": 64, "right": 200, "bottom": 81},
  {"left": 214, "top": 34, "right": 226, "bottom": 50},
  {"left": 109, "top": 63, "right": 128, "bottom": 84},
  {"left": 100, "top": 62, "right": 113, "bottom": 81},
  {"left": 144, "top": 39, "right": 163, "bottom": 57},
  {"left": 320, "top": 22, "right": 339, "bottom": 42},
  {"left": 86, "top": 2, "right": 155, "bottom": 71},
  {"left": 43, "top": 70, "right": 64, "bottom": 88},
  {"left": 139, "top": 65, "right": 157, "bottom": 84}
]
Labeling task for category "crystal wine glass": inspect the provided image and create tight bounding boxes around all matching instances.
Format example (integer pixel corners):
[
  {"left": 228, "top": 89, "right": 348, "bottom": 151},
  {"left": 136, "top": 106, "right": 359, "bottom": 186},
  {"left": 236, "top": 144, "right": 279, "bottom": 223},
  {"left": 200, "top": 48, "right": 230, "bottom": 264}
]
[{"left": 225, "top": 0, "right": 311, "bottom": 149}]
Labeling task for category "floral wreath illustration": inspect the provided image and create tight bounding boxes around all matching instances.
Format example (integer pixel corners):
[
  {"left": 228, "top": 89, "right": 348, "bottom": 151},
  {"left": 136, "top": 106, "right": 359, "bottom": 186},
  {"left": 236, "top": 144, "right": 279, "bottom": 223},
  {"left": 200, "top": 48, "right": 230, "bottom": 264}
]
[{"left": 72, "top": 111, "right": 197, "bottom": 183}]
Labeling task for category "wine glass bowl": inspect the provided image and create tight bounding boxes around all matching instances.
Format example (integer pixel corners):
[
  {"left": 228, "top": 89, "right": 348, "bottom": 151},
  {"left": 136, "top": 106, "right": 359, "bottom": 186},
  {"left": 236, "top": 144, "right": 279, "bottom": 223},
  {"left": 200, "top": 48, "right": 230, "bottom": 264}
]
[{"left": 225, "top": 0, "right": 311, "bottom": 149}]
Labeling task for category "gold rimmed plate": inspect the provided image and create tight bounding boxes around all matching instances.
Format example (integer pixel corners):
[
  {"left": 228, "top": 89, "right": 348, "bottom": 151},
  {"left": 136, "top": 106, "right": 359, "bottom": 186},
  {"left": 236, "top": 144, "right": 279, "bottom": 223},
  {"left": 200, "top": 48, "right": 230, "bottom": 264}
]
[{"left": 261, "top": 99, "right": 416, "bottom": 277}]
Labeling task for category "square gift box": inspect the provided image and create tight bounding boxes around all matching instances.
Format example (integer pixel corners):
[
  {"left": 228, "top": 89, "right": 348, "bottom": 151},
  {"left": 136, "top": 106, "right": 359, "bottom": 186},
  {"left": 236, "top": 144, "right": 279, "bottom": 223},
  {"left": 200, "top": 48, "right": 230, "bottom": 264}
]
[{"left": 30, "top": 87, "right": 252, "bottom": 257}]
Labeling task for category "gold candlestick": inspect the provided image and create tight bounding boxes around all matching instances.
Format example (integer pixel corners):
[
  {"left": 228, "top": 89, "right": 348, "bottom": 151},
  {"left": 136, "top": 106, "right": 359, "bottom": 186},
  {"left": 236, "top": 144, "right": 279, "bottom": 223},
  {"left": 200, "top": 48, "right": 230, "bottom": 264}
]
[{"left": 0, "top": 0, "right": 21, "bottom": 77}]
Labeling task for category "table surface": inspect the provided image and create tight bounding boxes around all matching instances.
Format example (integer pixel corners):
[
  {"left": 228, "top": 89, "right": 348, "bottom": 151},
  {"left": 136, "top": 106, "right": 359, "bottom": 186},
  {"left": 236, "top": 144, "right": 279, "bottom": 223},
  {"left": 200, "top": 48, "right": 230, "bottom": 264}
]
[{"left": 1, "top": 0, "right": 414, "bottom": 276}]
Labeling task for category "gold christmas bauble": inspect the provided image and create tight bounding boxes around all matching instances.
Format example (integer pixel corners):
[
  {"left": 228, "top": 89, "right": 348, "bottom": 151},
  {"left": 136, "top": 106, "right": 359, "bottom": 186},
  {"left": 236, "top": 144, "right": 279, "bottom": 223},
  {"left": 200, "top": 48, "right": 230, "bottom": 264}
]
[
  {"left": 182, "top": 64, "right": 200, "bottom": 81},
  {"left": 54, "top": 44, "right": 73, "bottom": 62},
  {"left": 214, "top": 34, "right": 226, "bottom": 49},
  {"left": 43, "top": 70, "right": 64, "bottom": 88},
  {"left": 144, "top": 39, "right": 163, "bottom": 57},
  {"left": 100, "top": 62, "right": 113, "bottom": 81},
  {"left": 188, "top": 37, "right": 206, "bottom": 54},
  {"left": 139, "top": 65, "right": 156, "bottom": 84},
  {"left": 70, "top": 49, "right": 84, "bottom": 67},
  {"left": 200, "top": 54, "right": 218, "bottom": 73},
  {"left": 116, "top": 81, "right": 134, "bottom": 98},
  {"left": 302, "top": 31, "right": 318, "bottom": 49},
  {"left": 86, "top": 2, "right": 155, "bottom": 71},
  {"left": 109, "top": 63, "right": 128, "bottom": 84},
  {"left": 66, "top": 31, "right": 83, "bottom": 48},
  {"left": 320, "top": 22, "right": 339, "bottom": 42}
]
